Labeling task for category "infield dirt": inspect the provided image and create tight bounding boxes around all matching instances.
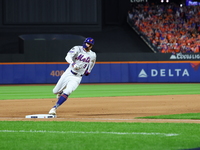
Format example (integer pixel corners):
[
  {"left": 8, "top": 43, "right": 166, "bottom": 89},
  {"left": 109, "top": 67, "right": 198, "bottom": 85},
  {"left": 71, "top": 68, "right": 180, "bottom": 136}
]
[{"left": 0, "top": 95, "right": 200, "bottom": 123}]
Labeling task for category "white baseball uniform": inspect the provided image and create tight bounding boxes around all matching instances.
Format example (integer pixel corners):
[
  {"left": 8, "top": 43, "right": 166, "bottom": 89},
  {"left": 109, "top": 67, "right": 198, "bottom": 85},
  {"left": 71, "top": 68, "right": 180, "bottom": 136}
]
[{"left": 53, "top": 45, "right": 96, "bottom": 95}]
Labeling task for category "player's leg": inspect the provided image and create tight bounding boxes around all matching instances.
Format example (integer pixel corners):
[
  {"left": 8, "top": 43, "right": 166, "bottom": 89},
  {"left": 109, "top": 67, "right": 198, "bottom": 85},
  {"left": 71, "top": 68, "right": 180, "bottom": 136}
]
[
  {"left": 52, "top": 69, "right": 70, "bottom": 98},
  {"left": 53, "top": 74, "right": 67, "bottom": 95},
  {"left": 49, "top": 77, "right": 81, "bottom": 115},
  {"left": 53, "top": 79, "right": 80, "bottom": 108},
  {"left": 49, "top": 71, "right": 68, "bottom": 115}
]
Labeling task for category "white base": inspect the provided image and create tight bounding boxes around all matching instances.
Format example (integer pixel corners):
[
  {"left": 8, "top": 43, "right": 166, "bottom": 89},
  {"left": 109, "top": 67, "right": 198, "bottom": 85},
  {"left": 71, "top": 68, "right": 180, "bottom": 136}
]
[{"left": 25, "top": 114, "right": 56, "bottom": 118}]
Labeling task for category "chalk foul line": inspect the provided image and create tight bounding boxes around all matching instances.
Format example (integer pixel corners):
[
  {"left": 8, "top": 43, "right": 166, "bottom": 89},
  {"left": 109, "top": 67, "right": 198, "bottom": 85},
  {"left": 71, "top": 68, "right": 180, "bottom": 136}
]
[{"left": 0, "top": 130, "right": 178, "bottom": 136}]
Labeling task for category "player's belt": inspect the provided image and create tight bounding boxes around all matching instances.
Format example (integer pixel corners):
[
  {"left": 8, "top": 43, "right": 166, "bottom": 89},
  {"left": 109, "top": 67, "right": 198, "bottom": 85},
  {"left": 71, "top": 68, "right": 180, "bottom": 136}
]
[{"left": 71, "top": 70, "right": 83, "bottom": 76}]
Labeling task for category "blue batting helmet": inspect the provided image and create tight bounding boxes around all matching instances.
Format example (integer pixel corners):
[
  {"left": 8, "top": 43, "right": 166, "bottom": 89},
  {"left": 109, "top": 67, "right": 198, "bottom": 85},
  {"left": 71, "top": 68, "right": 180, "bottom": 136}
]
[{"left": 83, "top": 37, "right": 95, "bottom": 48}]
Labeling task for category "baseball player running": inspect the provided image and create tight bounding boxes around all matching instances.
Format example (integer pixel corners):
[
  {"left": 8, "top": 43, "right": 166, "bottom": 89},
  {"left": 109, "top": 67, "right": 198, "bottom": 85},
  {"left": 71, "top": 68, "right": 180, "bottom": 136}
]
[{"left": 49, "top": 37, "right": 96, "bottom": 115}]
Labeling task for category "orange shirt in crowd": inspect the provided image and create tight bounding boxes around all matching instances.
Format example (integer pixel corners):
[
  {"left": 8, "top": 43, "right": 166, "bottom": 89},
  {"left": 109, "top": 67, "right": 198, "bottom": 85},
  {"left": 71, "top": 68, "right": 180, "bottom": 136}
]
[{"left": 131, "top": 4, "right": 200, "bottom": 53}]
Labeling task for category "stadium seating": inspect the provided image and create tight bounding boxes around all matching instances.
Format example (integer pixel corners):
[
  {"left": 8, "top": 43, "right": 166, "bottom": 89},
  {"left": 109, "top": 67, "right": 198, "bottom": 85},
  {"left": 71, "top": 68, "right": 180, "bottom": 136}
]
[{"left": 128, "top": 3, "right": 200, "bottom": 53}]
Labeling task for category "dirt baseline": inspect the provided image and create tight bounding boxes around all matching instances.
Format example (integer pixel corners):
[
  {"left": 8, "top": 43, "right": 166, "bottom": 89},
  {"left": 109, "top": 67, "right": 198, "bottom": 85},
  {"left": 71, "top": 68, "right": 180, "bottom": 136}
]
[{"left": 0, "top": 95, "right": 200, "bottom": 123}]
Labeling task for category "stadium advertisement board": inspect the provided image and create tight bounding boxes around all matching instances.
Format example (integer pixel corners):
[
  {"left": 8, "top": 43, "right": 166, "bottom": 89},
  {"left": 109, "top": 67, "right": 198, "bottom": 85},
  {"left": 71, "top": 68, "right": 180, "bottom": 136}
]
[
  {"left": 0, "top": 62, "right": 199, "bottom": 84},
  {"left": 131, "top": 62, "right": 199, "bottom": 83}
]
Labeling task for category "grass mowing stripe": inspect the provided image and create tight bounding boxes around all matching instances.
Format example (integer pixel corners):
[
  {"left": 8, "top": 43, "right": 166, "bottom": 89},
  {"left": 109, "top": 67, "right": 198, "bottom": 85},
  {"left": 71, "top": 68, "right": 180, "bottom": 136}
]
[
  {"left": 47, "top": 83, "right": 200, "bottom": 97},
  {"left": 0, "top": 83, "right": 199, "bottom": 100}
]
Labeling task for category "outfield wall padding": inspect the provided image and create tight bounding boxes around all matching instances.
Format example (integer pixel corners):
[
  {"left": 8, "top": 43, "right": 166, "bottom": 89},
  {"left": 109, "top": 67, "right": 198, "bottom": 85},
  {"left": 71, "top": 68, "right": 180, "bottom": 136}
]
[{"left": 0, "top": 61, "right": 200, "bottom": 84}]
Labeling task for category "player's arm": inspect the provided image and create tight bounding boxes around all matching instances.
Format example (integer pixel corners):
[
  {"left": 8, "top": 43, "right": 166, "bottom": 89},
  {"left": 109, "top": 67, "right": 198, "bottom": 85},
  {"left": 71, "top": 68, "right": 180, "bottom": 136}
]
[
  {"left": 65, "top": 46, "right": 80, "bottom": 70},
  {"left": 65, "top": 47, "right": 76, "bottom": 64},
  {"left": 88, "top": 59, "right": 96, "bottom": 72},
  {"left": 85, "top": 53, "right": 96, "bottom": 75}
]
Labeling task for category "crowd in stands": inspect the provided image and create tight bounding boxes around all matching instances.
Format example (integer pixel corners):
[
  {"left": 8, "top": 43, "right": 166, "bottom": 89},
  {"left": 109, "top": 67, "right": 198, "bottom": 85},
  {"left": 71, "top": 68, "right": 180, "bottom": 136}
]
[{"left": 128, "top": 3, "right": 200, "bottom": 53}]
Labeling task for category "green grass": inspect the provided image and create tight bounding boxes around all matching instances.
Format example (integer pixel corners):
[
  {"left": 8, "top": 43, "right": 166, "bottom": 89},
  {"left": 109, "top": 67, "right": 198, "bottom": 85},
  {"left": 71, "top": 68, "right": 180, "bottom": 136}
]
[
  {"left": 0, "top": 83, "right": 199, "bottom": 100},
  {"left": 136, "top": 113, "right": 200, "bottom": 119},
  {"left": 0, "top": 85, "right": 54, "bottom": 100},
  {"left": 0, "top": 83, "right": 200, "bottom": 150},
  {"left": 0, "top": 121, "right": 200, "bottom": 150}
]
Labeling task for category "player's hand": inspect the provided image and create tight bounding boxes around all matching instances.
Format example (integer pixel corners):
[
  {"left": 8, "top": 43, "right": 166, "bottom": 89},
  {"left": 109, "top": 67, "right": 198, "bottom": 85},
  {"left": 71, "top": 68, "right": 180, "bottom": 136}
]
[
  {"left": 72, "top": 63, "right": 80, "bottom": 70},
  {"left": 84, "top": 71, "right": 90, "bottom": 76}
]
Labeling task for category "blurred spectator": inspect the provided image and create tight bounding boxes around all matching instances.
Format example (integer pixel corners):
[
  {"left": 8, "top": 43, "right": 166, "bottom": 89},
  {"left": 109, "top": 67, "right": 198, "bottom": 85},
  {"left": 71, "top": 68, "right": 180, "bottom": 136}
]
[{"left": 128, "top": 3, "right": 200, "bottom": 53}]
